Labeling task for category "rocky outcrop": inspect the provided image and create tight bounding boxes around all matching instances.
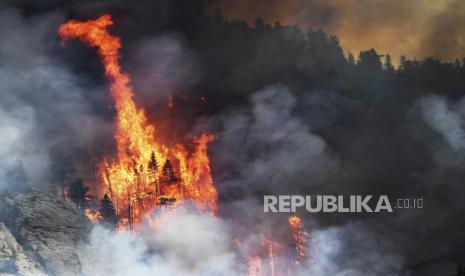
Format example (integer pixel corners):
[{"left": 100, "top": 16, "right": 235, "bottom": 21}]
[
  {"left": 0, "top": 223, "right": 46, "bottom": 275},
  {"left": 0, "top": 193, "right": 92, "bottom": 276}
]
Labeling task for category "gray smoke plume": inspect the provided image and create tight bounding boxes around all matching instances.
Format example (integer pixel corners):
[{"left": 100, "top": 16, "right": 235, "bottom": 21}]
[
  {"left": 420, "top": 96, "right": 465, "bottom": 151},
  {"left": 0, "top": 1, "right": 464, "bottom": 275},
  {"left": 0, "top": 8, "right": 110, "bottom": 191},
  {"left": 207, "top": 85, "right": 338, "bottom": 196}
]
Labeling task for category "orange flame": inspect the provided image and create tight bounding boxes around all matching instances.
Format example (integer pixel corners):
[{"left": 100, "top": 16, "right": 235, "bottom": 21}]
[
  {"left": 247, "top": 256, "right": 264, "bottom": 276},
  {"left": 288, "top": 215, "right": 309, "bottom": 265},
  {"left": 59, "top": 14, "right": 217, "bottom": 226},
  {"left": 84, "top": 208, "right": 102, "bottom": 223}
]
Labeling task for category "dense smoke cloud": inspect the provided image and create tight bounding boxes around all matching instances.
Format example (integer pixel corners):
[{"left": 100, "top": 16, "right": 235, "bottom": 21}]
[
  {"left": 0, "top": 0, "right": 464, "bottom": 275},
  {"left": 203, "top": 82, "right": 465, "bottom": 275},
  {"left": 211, "top": 0, "right": 465, "bottom": 61},
  {"left": 81, "top": 208, "right": 401, "bottom": 276},
  {"left": 301, "top": 223, "right": 402, "bottom": 276},
  {"left": 207, "top": 85, "right": 337, "bottom": 197},
  {"left": 125, "top": 35, "right": 200, "bottom": 105},
  {"left": 79, "top": 208, "right": 238, "bottom": 275},
  {"left": 0, "top": 8, "right": 112, "bottom": 191}
]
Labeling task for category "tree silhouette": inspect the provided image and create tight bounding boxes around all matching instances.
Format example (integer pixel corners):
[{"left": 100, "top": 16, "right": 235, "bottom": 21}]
[
  {"left": 148, "top": 151, "right": 159, "bottom": 194},
  {"left": 158, "top": 197, "right": 176, "bottom": 207},
  {"left": 255, "top": 17, "right": 264, "bottom": 29},
  {"left": 68, "top": 178, "right": 89, "bottom": 209},
  {"left": 162, "top": 159, "right": 178, "bottom": 184},
  {"left": 148, "top": 151, "right": 158, "bottom": 174},
  {"left": 358, "top": 49, "right": 382, "bottom": 72},
  {"left": 384, "top": 54, "right": 394, "bottom": 71},
  {"left": 99, "top": 194, "right": 117, "bottom": 227},
  {"left": 347, "top": 52, "right": 356, "bottom": 66}
]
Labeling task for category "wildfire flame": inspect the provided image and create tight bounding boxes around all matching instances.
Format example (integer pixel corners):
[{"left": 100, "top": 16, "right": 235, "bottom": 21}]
[
  {"left": 59, "top": 14, "right": 217, "bottom": 227},
  {"left": 59, "top": 15, "right": 312, "bottom": 275},
  {"left": 84, "top": 208, "right": 102, "bottom": 223},
  {"left": 288, "top": 215, "right": 309, "bottom": 265}
]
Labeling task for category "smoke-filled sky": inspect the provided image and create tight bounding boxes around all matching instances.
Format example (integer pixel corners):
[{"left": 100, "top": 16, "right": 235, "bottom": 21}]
[
  {"left": 211, "top": 0, "right": 465, "bottom": 61},
  {"left": 0, "top": 0, "right": 464, "bottom": 275}
]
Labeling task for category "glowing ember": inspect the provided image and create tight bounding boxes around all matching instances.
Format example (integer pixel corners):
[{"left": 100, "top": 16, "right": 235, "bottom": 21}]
[
  {"left": 247, "top": 256, "right": 264, "bottom": 276},
  {"left": 288, "top": 215, "right": 309, "bottom": 265},
  {"left": 59, "top": 14, "right": 217, "bottom": 227},
  {"left": 84, "top": 208, "right": 102, "bottom": 223}
]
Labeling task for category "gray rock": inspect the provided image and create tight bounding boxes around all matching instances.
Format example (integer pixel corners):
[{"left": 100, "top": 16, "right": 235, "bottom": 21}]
[
  {"left": 0, "top": 223, "right": 46, "bottom": 276},
  {"left": 0, "top": 193, "right": 92, "bottom": 276}
]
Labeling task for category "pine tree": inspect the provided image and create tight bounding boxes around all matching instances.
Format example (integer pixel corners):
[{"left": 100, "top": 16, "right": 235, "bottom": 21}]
[
  {"left": 384, "top": 54, "right": 394, "bottom": 71},
  {"left": 347, "top": 52, "right": 356, "bottom": 66},
  {"left": 68, "top": 178, "right": 89, "bottom": 208},
  {"left": 148, "top": 151, "right": 158, "bottom": 174},
  {"left": 148, "top": 151, "right": 159, "bottom": 194},
  {"left": 162, "top": 159, "right": 178, "bottom": 184},
  {"left": 399, "top": 55, "right": 407, "bottom": 71},
  {"left": 99, "top": 194, "right": 117, "bottom": 227},
  {"left": 358, "top": 49, "right": 382, "bottom": 71}
]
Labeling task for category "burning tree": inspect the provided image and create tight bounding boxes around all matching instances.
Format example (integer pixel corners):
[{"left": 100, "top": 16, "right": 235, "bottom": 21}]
[
  {"left": 57, "top": 14, "right": 313, "bottom": 276},
  {"left": 288, "top": 216, "right": 309, "bottom": 265},
  {"left": 162, "top": 159, "right": 178, "bottom": 184},
  {"left": 147, "top": 151, "right": 159, "bottom": 195},
  {"left": 59, "top": 15, "right": 218, "bottom": 228}
]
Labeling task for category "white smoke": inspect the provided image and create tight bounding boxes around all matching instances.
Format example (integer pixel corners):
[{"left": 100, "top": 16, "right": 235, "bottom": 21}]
[
  {"left": 298, "top": 223, "right": 402, "bottom": 276},
  {"left": 0, "top": 8, "right": 110, "bottom": 190},
  {"left": 79, "top": 208, "right": 239, "bottom": 276},
  {"left": 0, "top": 106, "right": 35, "bottom": 191},
  {"left": 79, "top": 207, "right": 403, "bottom": 275},
  {"left": 420, "top": 95, "right": 465, "bottom": 151}
]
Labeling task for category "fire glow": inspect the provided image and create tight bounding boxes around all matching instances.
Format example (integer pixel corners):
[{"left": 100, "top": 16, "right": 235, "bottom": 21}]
[
  {"left": 59, "top": 14, "right": 311, "bottom": 275},
  {"left": 59, "top": 15, "right": 217, "bottom": 228}
]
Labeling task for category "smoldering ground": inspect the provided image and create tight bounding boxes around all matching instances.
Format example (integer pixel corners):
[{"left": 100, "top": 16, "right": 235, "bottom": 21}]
[{"left": 0, "top": 0, "right": 465, "bottom": 275}]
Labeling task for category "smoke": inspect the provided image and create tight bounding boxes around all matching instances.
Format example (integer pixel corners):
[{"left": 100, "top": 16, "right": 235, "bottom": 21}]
[
  {"left": 207, "top": 85, "right": 338, "bottom": 197},
  {"left": 125, "top": 35, "right": 200, "bottom": 104},
  {"left": 211, "top": 0, "right": 465, "bottom": 61},
  {"left": 79, "top": 208, "right": 238, "bottom": 275},
  {"left": 201, "top": 83, "right": 465, "bottom": 275},
  {"left": 420, "top": 96, "right": 465, "bottom": 151},
  {"left": 0, "top": 8, "right": 111, "bottom": 191},
  {"left": 79, "top": 207, "right": 404, "bottom": 275},
  {"left": 418, "top": 95, "right": 465, "bottom": 170},
  {"left": 0, "top": 107, "right": 34, "bottom": 191},
  {"left": 0, "top": 1, "right": 463, "bottom": 275},
  {"left": 300, "top": 223, "right": 402, "bottom": 276}
]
